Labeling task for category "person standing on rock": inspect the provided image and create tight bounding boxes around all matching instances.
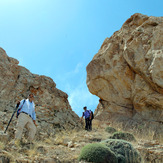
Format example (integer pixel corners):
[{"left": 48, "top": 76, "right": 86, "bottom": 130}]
[
  {"left": 14, "top": 93, "right": 37, "bottom": 146},
  {"left": 81, "top": 106, "right": 92, "bottom": 131}
]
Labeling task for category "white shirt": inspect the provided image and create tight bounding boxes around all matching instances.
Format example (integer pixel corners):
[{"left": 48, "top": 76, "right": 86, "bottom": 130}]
[{"left": 18, "top": 99, "right": 36, "bottom": 120}]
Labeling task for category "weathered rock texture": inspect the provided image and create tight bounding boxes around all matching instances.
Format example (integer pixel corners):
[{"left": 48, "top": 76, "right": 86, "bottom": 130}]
[
  {"left": 87, "top": 13, "right": 163, "bottom": 139},
  {"left": 0, "top": 48, "right": 81, "bottom": 140}
]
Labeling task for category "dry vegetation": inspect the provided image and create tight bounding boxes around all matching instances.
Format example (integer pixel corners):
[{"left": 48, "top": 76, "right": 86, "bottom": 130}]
[{"left": 0, "top": 119, "right": 163, "bottom": 162}]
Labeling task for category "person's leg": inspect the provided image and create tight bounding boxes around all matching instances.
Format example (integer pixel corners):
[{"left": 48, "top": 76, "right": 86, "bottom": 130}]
[
  {"left": 26, "top": 117, "right": 36, "bottom": 142},
  {"left": 15, "top": 113, "right": 28, "bottom": 140},
  {"left": 89, "top": 119, "right": 92, "bottom": 131},
  {"left": 87, "top": 119, "right": 92, "bottom": 131},
  {"left": 85, "top": 118, "right": 89, "bottom": 130}
]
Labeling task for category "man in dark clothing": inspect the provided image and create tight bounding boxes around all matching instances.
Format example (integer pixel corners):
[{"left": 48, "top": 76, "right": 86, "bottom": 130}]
[{"left": 81, "top": 106, "right": 92, "bottom": 131}]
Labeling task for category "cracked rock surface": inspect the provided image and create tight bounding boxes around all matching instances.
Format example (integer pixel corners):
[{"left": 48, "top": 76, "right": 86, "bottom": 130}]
[
  {"left": 0, "top": 48, "right": 82, "bottom": 140},
  {"left": 86, "top": 13, "right": 163, "bottom": 139}
]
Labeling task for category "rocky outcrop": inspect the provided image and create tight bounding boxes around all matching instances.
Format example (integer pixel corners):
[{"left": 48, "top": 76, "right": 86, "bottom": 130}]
[
  {"left": 86, "top": 13, "right": 163, "bottom": 139},
  {"left": 0, "top": 48, "right": 81, "bottom": 140}
]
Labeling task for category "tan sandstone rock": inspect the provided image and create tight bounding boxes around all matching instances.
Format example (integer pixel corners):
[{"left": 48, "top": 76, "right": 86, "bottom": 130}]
[
  {"left": 86, "top": 13, "right": 163, "bottom": 138},
  {"left": 0, "top": 48, "right": 82, "bottom": 140}
]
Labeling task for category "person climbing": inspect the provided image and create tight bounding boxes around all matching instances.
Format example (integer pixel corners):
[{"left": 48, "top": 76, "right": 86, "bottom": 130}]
[
  {"left": 81, "top": 106, "right": 93, "bottom": 131},
  {"left": 14, "top": 93, "right": 37, "bottom": 147}
]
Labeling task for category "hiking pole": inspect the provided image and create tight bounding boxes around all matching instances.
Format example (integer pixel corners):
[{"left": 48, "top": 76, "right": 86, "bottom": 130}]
[{"left": 4, "top": 104, "right": 19, "bottom": 134}]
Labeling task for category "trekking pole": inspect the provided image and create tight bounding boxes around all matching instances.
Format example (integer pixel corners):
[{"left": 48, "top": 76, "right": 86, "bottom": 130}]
[{"left": 4, "top": 105, "right": 18, "bottom": 134}]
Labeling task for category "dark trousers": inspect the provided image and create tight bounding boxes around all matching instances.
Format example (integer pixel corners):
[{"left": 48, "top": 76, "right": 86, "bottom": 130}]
[{"left": 85, "top": 118, "right": 92, "bottom": 131}]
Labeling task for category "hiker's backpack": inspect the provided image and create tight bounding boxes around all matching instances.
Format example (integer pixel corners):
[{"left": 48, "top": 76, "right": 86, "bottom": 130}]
[
  {"left": 90, "top": 110, "right": 94, "bottom": 120},
  {"left": 16, "top": 99, "right": 26, "bottom": 118}
]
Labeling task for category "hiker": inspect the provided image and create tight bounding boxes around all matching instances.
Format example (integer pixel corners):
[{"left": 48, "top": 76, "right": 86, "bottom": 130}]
[
  {"left": 14, "top": 93, "right": 37, "bottom": 146},
  {"left": 81, "top": 106, "right": 92, "bottom": 131}
]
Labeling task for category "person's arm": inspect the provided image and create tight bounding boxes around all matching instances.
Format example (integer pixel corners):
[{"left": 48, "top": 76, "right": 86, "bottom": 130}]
[
  {"left": 16, "top": 100, "right": 24, "bottom": 118},
  {"left": 81, "top": 115, "right": 83, "bottom": 121},
  {"left": 32, "top": 113, "right": 37, "bottom": 127},
  {"left": 32, "top": 104, "right": 37, "bottom": 126},
  {"left": 33, "top": 120, "right": 37, "bottom": 126},
  {"left": 17, "top": 100, "right": 24, "bottom": 109},
  {"left": 80, "top": 112, "right": 84, "bottom": 121}
]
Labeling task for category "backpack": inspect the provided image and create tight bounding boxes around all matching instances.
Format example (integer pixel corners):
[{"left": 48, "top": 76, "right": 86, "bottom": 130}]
[
  {"left": 16, "top": 99, "right": 26, "bottom": 118},
  {"left": 90, "top": 110, "right": 94, "bottom": 120}
]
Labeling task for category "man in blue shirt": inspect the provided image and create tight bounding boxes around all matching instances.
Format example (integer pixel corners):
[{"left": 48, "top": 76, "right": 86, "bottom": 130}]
[
  {"left": 15, "top": 93, "right": 37, "bottom": 146},
  {"left": 81, "top": 106, "right": 92, "bottom": 131}
]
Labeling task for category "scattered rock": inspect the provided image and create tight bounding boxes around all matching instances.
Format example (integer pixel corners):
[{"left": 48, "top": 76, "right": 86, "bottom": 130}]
[
  {"left": 68, "top": 141, "right": 74, "bottom": 148},
  {"left": 136, "top": 140, "right": 163, "bottom": 163}
]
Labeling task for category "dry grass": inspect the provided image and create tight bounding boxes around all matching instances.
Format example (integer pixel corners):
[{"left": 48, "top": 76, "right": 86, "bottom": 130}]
[
  {"left": 27, "top": 147, "right": 37, "bottom": 157},
  {"left": 0, "top": 141, "right": 5, "bottom": 149},
  {"left": 92, "top": 119, "right": 162, "bottom": 144},
  {"left": 1, "top": 119, "right": 162, "bottom": 162},
  {"left": 43, "top": 137, "right": 54, "bottom": 145},
  {"left": 54, "top": 131, "right": 66, "bottom": 145}
]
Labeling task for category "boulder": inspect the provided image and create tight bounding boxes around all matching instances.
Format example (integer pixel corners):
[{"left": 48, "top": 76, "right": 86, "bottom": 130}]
[{"left": 86, "top": 13, "right": 163, "bottom": 138}]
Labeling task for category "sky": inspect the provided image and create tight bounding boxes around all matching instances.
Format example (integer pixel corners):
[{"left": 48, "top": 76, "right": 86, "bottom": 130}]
[{"left": 0, "top": 0, "right": 162, "bottom": 116}]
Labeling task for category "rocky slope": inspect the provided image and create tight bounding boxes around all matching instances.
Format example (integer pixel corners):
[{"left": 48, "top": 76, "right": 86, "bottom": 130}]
[
  {"left": 0, "top": 120, "right": 163, "bottom": 162},
  {"left": 86, "top": 13, "right": 163, "bottom": 140},
  {"left": 0, "top": 47, "right": 81, "bottom": 141}
]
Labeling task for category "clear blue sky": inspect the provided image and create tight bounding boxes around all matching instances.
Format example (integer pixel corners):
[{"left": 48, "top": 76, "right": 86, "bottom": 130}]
[{"left": 0, "top": 0, "right": 162, "bottom": 116}]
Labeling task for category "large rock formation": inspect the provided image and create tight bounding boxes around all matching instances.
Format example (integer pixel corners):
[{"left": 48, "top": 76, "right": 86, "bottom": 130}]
[
  {"left": 0, "top": 48, "right": 81, "bottom": 140},
  {"left": 87, "top": 13, "right": 163, "bottom": 139}
]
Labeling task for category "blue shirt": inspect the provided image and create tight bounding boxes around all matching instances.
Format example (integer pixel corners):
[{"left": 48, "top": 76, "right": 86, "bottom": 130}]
[
  {"left": 18, "top": 99, "right": 36, "bottom": 120},
  {"left": 83, "top": 110, "right": 91, "bottom": 119}
]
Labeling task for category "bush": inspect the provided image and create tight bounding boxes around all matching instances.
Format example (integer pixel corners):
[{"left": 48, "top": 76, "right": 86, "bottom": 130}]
[
  {"left": 102, "top": 139, "right": 142, "bottom": 163},
  {"left": 78, "top": 143, "right": 118, "bottom": 163},
  {"left": 105, "top": 127, "right": 117, "bottom": 134},
  {"left": 109, "top": 131, "right": 136, "bottom": 142}
]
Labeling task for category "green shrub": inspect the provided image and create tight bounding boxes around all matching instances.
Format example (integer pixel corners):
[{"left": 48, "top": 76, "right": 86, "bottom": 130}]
[
  {"left": 110, "top": 131, "right": 136, "bottom": 142},
  {"left": 105, "top": 127, "right": 117, "bottom": 134},
  {"left": 102, "top": 139, "right": 141, "bottom": 163},
  {"left": 78, "top": 143, "right": 118, "bottom": 163}
]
